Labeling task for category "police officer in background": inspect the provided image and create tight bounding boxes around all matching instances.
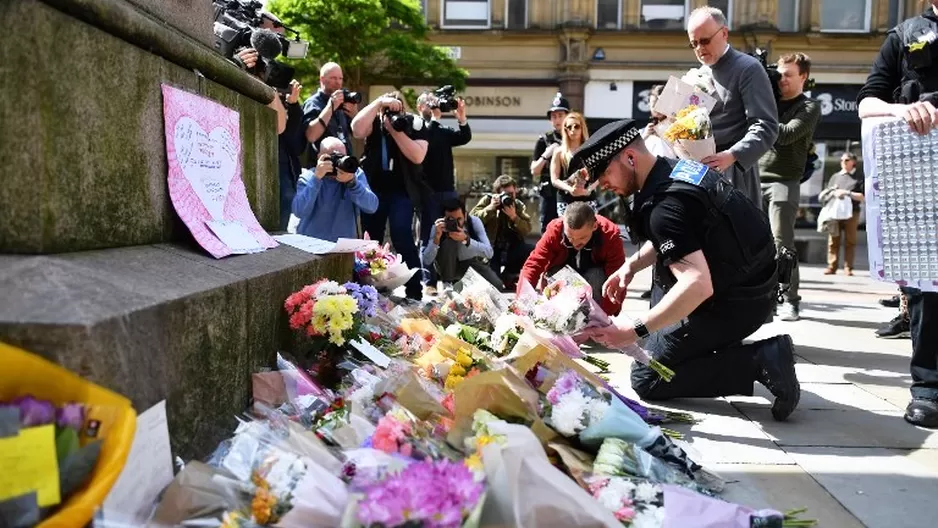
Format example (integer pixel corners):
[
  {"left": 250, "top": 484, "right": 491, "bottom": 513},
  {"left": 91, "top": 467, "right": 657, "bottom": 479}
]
[
  {"left": 579, "top": 120, "right": 801, "bottom": 421},
  {"left": 857, "top": 1, "right": 938, "bottom": 428},
  {"left": 530, "top": 93, "right": 570, "bottom": 233}
]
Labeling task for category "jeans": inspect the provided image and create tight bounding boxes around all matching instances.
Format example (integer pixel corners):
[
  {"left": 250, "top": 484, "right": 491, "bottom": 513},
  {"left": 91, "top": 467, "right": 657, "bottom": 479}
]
[
  {"left": 419, "top": 191, "right": 460, "bottom": 286},
  {"left": 904, "top": 287, "right": 938, "bottom": 401},
  {"left": 361, "top": 192, "right": 423, "bottom": 300},
  {"left": 490, "top": 241, "right": 534, "bottom": 281},
  {"left": 434, "top": 238, "right": 504, "bottom": 289},
  {"left": 631, "top": 268, "right": 777, "bottom": 400},
  {"left": 278, "top": 159, "right": 297, "bottom": 232},
  {"left": 828, "top": 210, "right": 860, "bottom": 270},
  {"left": 762, "top": 186, "right": 800, "bottom": 303}
]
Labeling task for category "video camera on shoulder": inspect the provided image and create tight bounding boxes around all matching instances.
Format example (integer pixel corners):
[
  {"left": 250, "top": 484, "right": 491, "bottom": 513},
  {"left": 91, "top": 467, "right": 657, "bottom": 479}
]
[
  {"left": 212, "top": 0, "right": 309, "bottom": 92},
  {"left": 431, "top": 85, "right": 459, "bottom": 113},
  {"left": 327, "top": 152, "right": 359, "bottom": 177},
  {"left": 751, "top": 48, "right": 815, "bottom": 103}
]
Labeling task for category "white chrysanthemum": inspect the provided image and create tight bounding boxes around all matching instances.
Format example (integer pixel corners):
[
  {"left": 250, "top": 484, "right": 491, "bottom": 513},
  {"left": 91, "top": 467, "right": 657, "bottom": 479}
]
[
  {"left": 314, "top": 280, "right": 346, "bottom": 297},
  {"left": 595, "top": 485, "right": 625, "bottom": 511},
  {"left": 633, "top": 482, "right": 661, "bottom": 504},
  {"left": 348, "top": 384, "right": 376, "bottom": 413},
  {"left": 606, "top": 477, "right": 637, "bottom": 497},
  {"left": 491, "top": 314, "right": 520, "bottom": 349},
  {"left": 586, "top": 398, "right": 610, "bottom": 427},
  {"left": 550, "top": 390, "right": 590, "bottom": 436},
  {"left": 631, "top": 506, "right": 665, "bottom": 528}
]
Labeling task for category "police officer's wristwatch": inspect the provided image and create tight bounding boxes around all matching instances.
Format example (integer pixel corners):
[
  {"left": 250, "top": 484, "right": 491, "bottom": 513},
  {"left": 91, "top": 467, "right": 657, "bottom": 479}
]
[{"left": 633, "top": 319, "right": 650, "bottom": 339}]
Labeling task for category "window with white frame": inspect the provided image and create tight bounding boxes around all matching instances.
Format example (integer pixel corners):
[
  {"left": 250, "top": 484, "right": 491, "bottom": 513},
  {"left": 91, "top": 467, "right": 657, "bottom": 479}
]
[
  {"left": 887, "top": 0, "right": 904, "bottom": 29},
  {"left": 442, "top": 0, "right": 491, "bottom": 29},
  {"left": 639, "top": 1, "right": 732, "bottom": 30},
  {"left": 597, "top": 0, "right": 621, "bottom": 30},
  {"left": 819, "top": 0, "right": 872, "bottom": 32},
  {"left": 777, "top": 0, "right": 799, "bottom": 32},
  {"left": 506, "top": 0, "right": 527, "bottom": 30}
]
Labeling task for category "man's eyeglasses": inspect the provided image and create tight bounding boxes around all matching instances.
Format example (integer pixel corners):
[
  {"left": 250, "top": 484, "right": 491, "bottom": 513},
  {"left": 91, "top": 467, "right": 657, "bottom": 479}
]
[
  {"left": 688, "top": 26, "right": 725, "bottom": 49},
  {"left": 565, "top": 123, "right": 581, "bottom": 132}
]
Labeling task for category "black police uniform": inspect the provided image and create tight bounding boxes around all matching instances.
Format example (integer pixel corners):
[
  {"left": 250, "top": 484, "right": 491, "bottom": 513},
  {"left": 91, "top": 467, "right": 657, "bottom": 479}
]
[
  {"left": 532, "top": 93, "right": 570, "bottom": 233},
  {"left": 571, "top": 120, "right": 800, "bottom": 420},
  {"left": 857, "top": 8, "right": 938, "bottom": 425}
]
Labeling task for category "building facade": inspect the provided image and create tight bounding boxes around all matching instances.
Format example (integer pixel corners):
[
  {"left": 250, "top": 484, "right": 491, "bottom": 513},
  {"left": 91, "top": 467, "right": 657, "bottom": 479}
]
[{"left": 376, "top": 0, "right": 912, "bottom": 203}]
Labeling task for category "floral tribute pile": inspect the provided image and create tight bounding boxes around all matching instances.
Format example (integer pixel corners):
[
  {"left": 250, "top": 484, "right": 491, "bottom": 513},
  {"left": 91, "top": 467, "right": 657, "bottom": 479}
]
[{"left": 147, "top": 265, "right": 816, "bottom": 528}]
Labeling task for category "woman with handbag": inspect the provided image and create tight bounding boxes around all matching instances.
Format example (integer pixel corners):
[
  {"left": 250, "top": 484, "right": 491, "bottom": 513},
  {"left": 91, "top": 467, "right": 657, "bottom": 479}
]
[{"left": 818, "top": 152, "right": 864, "bottom": 275}]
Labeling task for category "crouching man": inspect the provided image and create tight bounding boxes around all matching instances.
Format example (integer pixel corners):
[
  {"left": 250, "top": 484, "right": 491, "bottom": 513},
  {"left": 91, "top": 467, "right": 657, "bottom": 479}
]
[{"left": 422, "top": 198, "right": 503, "bottom": 289}]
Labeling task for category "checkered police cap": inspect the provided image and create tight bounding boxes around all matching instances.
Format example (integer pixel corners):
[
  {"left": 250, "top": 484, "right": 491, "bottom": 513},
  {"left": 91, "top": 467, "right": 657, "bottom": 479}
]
[{"left": 569, "top": 119, "right": 642, "bottom": 182}]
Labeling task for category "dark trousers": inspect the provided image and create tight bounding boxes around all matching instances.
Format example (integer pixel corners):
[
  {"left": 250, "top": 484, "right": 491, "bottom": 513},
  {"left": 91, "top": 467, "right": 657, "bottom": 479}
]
[
  {"left": 490, "top": 241, "right": 534, "bottom": 281},
  {"left": 903, "top": 287, "right": 938, "bottom": 401},
  {"left": 540, "top": 194, "right": 558, "bottom": 234},
  {"left": 420, "top": 190, "right": 460, "bottom": 285},
  {"left": 434, "top": 238, "right": 504, "bottom": 289},
  {"left": 361, "top": 192, "right": 423, "bottom": 300},
  {"left": 278, "top": 158, "right": 297, "bottom": 232},
  {"left": 631, "top": 272, "right": 776, "bottom": 400}
]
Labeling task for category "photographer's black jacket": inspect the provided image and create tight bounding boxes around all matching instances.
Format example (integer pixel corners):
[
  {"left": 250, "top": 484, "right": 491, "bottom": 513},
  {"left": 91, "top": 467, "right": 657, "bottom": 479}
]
[
  {"left": 360, "top": 116, "right": 430, "bottom": 206},
  {"left": 423, "top": 120, "right": 471, "bottom": 193},
  {"left": 279, "top": 102, "right": 306, "bottom": 184},
  {"left": 857, "top": 9, "right": 938, "bottom": 106}
]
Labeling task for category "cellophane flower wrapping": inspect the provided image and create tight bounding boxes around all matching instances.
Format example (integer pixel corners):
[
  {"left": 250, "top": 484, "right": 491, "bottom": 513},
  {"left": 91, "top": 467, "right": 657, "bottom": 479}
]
[
  {"left": 489, "top": 313, "right": 527, "bottom": 357},
  {"left": 354, "top": 243, "right": 418, "bottom": 293},
  {"left": 592, "top": 437, "right": 715, "bottom": 497},
  {"left": 662, "top": 105, "right": 715, "bottom": 162}
]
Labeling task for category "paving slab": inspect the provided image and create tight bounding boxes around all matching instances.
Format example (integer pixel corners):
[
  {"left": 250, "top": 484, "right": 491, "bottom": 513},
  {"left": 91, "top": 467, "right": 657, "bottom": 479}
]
[
  {"left": 787, "top": 447, "right": 938, "bottom": 528},
  {"left": 736, "top": 407, "right": 938, "bottom": 449},
  {"left": 727, "top": 382, "right": 903, "bottom": 412},
  {"left": 855, "top": 383, "right": 913, "bottom": 409},
  {"left": 664, "top": 404, "right": 796, "bottom": 465},
  {"left": 716, "top": 463, "right": 865, "bottom": 528}
]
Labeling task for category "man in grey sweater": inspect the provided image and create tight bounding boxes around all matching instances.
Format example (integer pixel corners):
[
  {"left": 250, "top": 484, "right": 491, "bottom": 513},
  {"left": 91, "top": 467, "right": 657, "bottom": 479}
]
[{"left": 688, "top": 6, "right": 779, "bottom": 210}]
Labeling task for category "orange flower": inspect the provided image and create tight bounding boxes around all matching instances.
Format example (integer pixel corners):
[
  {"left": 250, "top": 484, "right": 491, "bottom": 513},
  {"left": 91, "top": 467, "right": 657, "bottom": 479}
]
[{"left": 251, "top": 487, "right": 277, "bottom": 524}]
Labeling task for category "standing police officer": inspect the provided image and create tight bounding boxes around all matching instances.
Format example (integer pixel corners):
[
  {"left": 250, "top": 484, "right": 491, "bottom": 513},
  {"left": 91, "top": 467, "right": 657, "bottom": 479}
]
[
  {"left": 530, "top": 93, "right": 570, "bottom": 233},
  {"left": 857, "top": 1, "right": 938, "bottom": 428},
  {"left": 580, "top": 120, "right": 801, "bottom": 421}
]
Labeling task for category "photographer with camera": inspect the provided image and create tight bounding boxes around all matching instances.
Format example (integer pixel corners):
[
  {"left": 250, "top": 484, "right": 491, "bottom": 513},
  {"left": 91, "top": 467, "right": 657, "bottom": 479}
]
[
  {"left": 470, "top": 175, "right": 533, "bottom": 290},
  {"left": 352, "top": 92, "right": 430, "bottom": 301},
  {"left": 758, "top": 53, "right": 821, "bottom": 322},
  {"left": 422, "top": 198, "right": 502, "bottom": 289},
  {"left": 302, "top": 62, "right": 360, "bottom": 155},
  {"left": 291, "top": 136, "right": 377, "bottom": 242},
  {"left": 416, "top": 88, "right": 472, "bottom": 293}
]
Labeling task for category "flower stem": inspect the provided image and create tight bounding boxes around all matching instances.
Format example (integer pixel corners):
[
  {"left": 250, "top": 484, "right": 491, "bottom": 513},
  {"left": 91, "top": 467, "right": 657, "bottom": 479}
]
[
  {"left": 661, "top": 427, "right": 684, "bottom": 440},
  {"left": 782, "top": 508, "right": 817, "bottom": 527},
  {"left": 583, "top": 354, "right": 611, "bottom": 371},
  {"left": 649, "top": 359, "right": 675, "bottom": 382}
]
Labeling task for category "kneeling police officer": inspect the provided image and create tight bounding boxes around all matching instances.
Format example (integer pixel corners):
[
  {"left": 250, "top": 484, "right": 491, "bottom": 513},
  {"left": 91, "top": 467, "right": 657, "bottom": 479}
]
[{"left": 580, "top": 120, "right": 801, "bottom": 421}]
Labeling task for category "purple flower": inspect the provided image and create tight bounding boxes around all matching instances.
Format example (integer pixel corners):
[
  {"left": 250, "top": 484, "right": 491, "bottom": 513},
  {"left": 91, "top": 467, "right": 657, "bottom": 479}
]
[
  {"left": 343, "top": 281, "right": 378, "bottom": 318},
  {"left": 56, "top": 403, "right": 85, "bottom": 430},
  {"left": 12, "top": 395, "right": 55, "bottom": 427},
  {"left": 547, "top": 370, "right": 580, "bottom": 405}
]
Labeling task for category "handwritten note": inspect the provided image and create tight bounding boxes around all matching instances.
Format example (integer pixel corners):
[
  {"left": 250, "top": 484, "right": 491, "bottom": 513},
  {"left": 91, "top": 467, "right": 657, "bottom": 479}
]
[
  {"left": 653, "top": 76, "right": 718, "bottom": 118},
  {"left": 100, "top": 401, "right": 174, "bottom": 524},
  {"left": 274, "top": 234, "right": 378, "bottom": 255},
  {"left": 0, "top": 425, "right": 61, "bottom": 507},
  {"left": 350, "top": 339, "right": 392, "bottom": 368},
  {"left": 173, "top": 116, "right": 236, "bottom": 222},
  {"left": 206, "top": 220, "right": 265, "bottom": 254}
]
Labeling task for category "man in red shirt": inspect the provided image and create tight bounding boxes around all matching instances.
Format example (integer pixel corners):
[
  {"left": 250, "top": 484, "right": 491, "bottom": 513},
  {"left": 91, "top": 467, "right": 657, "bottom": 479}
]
[{"left": 518, "top": 202, "right": 626, "bottom": 315}]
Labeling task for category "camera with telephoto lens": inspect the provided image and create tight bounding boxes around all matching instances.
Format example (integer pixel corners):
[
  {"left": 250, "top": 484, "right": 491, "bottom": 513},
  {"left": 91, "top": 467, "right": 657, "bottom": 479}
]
[
  {"left": 327, "top": 152, "right": 359, "bottom": 177},
  {"left": 497, "top": 192, "right": 515, "bottom": 209},
  {"left": 383, "top": 108, "right": 415, "bottom": 133},
  {"left": 751, "top": 48, "right": 815, "bottom": 103},
  {"left": 212, "top": 0, "right": 309, "bottom": 92},
  {"left": 432, "top": 85, "right": 459, "bottom": 113},
  {"left": 444, "top": 217, "right": 460, "bottom": 233},
  {"left": 341, "top": 89, "right": 362, "bottom": 105}
]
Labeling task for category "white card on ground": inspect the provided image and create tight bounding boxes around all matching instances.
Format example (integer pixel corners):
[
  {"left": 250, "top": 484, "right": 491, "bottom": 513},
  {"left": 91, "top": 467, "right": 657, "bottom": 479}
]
[
  {"left": 332, "top": 238, "right": 379, "bottom": 253},
  {"left": 350, "top": 339, "right": 391, "bottom": 368},
  {"left": 205, "top": 220, "right": 265, "bottom": 254},
  {"left": 100, "top": 400, "right": 174, "bottom": 525},
  {"left": 274, "top": 234, "right": 377, "bottom": 254}
]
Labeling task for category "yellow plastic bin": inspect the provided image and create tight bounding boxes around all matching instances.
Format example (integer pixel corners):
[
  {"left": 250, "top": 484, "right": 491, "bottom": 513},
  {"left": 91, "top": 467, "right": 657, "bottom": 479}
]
[{"left": 0, "top": 342, "right": 137, "bottom": 527}]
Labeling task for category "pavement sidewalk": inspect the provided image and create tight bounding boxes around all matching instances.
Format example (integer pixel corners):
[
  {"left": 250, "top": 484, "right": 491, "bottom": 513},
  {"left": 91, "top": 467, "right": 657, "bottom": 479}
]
[{"left": 586, "top": 264, "right": 938, "bottom": 528}]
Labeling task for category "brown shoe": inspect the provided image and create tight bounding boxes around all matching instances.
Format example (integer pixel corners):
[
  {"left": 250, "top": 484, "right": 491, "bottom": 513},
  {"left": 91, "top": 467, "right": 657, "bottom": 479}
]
[
  {"left": 845, "top": 268, "right": 854, "bottom": 276},
  {"left": 823, "top": 268, "right": 836, "bottom": 275}
]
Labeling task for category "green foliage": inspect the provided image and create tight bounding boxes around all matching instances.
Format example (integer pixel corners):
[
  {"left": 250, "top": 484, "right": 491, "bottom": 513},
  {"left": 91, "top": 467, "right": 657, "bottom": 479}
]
[{"left": 268, "top": 0, "right": 468, "bottom": 107}]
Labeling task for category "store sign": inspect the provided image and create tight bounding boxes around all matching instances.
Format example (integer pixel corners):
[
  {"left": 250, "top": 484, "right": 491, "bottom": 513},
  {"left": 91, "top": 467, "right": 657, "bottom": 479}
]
[
  {"left": 368, "top": 85, "right": 559, "bottom": 117},
  {"left": 807, "top": 84, "right": 861, "bottom": 124},
  {"left": 632, "top": 81, "right": 668, "bottom": 121},
  {"left": 438, "top": 46, "right": 461, "bottom": 60}
]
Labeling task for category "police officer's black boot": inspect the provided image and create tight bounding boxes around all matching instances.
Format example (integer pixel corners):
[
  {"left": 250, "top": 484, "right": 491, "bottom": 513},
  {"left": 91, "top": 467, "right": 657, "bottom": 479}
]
[{"left": 753, "top": 334, "right": 801, "bottom": 421}]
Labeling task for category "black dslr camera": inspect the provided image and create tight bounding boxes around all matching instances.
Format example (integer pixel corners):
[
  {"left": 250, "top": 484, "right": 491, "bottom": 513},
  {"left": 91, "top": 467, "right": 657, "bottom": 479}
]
[
  {"left": 327, "top": 152, "right": 359, "bottom": 177},
  {"left": 383, "top": 108, "right": 415, "bottom": 133},
  {"left": 341, "top": 88, "right": 363, "bottom": 105},
  {"left": 752, "top": 48, "right": 815, "bottom": 103},
  {"left": 497, "top": 192, "right": 515, "bottom": 209},
  {"left": 444, "top": 217, "right": 460, "bottom": 233},
  {"left": 432, "top": 85, "right": 459, "bottom": 113}
]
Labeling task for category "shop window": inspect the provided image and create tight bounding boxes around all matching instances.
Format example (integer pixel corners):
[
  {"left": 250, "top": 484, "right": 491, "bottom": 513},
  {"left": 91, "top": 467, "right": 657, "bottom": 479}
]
[
  {"left": 819, "top": 0, "right": 871, "bottom": 32},
  {"left": 506, "top": 0, "right": 527, "bottom": 30},
  {"left": 596, "top": 0, "right": 621, "bottom": 30},
  {"left": 442, "top": 0, "right": 491, "bottom": 29},
  {"left": 495, "top": 156, "right": 535, "bottom": 189},
  {"left": 777, "top": 0, "right": 799, "bottom": 32}
]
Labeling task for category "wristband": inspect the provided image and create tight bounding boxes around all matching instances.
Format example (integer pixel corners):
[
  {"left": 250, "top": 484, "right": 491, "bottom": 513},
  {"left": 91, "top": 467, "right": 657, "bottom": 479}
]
[{"left": 633, "top": 319, "right": 650, "bottom": 339}]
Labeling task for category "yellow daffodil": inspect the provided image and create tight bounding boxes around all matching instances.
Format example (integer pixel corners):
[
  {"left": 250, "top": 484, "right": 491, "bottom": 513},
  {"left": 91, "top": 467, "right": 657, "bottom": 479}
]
[{"left": 456, "top": 350, "right": 474, "bottom": 368}]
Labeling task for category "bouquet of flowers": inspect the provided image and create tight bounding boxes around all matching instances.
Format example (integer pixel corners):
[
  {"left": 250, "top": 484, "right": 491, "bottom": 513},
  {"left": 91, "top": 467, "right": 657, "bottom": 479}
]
[
  {"left": 592, "top": 437, "right": 715, "bottom": 497},
  {"left": 586, "top": 475, "right": 817, "bottom": 528},
  {"left": 354, "top": 241, "right": 418, "bottom": 292},
  {"left": 663, "top": 104, "right": 716, "bottom": 162},
  {"left": 489, "top": 313, "right": 526, "bottom": 357}
]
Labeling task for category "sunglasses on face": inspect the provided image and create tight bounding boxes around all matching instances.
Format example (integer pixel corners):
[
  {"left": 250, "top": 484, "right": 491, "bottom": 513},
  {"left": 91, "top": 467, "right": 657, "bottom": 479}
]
[
  {"left": 688, "top": 26, "right": 725, "bottom": 49},
  {"left": 565, "top": 124, "right": 581, "bottom": 132}
]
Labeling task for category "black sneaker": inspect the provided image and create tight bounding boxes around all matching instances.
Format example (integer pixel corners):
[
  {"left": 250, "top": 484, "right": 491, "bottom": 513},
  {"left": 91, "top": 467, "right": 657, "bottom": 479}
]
[
  {"left": 905, "top": 399, "right": 938, "bottom": 428},
  {"left": 640, "top": 290, "right": 652, "bottom": 299},
  {"left": 875, "top": 315, "right": 911, "bottom": 339},
  {"left": 879, "top": 295, "right": 901, "bottom": 308},
  {"left": 754, "top": 334, "right": 801, "bottom": 421}
]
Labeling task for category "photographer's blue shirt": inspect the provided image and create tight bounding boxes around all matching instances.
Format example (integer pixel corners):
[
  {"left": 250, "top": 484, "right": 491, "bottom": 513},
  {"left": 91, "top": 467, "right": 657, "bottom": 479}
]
[{"left": 292, "top": 168, "right": 378, "bottom": 242}]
